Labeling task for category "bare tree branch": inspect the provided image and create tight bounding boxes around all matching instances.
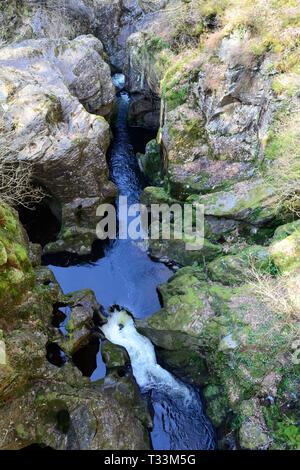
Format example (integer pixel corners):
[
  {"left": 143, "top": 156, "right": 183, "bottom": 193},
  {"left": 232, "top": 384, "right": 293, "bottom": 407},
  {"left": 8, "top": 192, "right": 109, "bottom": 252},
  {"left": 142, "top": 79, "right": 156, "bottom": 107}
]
[{"left": 0, "top": 112, "right": 45, "bottom": 209}]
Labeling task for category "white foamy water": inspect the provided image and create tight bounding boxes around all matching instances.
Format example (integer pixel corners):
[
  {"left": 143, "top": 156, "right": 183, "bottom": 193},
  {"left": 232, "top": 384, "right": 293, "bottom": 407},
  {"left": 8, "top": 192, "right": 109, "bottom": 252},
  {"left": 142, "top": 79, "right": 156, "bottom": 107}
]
[
  {"left": 101, "top": 310, "right": 216, "bottom": 450},
  {"left": 101, "top": 310, "right": 191, "bottom": 401},
  {"left": 112, "top": 73, "right": 126, "bottom": 90}
]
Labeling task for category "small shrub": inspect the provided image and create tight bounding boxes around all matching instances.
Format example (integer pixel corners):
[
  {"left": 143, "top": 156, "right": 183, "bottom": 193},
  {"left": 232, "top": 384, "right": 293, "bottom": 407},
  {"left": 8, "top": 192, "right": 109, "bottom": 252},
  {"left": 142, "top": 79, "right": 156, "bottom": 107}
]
[{"left": 0, "top": 112, "right": 45, "bottom": 208}]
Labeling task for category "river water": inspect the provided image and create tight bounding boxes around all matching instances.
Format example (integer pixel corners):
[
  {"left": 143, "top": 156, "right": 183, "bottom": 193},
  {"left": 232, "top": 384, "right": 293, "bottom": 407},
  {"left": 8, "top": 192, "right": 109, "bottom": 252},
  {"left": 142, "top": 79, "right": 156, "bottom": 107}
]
[{"left": 49, "top": 74, "right": 216, "bottom": 450}]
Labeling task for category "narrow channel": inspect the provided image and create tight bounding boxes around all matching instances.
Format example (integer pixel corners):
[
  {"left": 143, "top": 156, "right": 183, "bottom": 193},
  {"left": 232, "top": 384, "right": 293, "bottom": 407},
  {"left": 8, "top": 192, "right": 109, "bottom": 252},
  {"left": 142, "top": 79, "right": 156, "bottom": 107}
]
[{"left": 48, "top": 74, "right": 216, "bottom": 450}]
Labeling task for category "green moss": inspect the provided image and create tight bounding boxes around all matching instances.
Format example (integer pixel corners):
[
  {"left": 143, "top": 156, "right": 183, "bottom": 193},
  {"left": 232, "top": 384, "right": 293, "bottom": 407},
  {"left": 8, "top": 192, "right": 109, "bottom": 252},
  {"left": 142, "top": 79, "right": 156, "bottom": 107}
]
[
  {"left": 102, "top": 341, "right": 127, "bottom": 369},
  {"left": 0, "top": 203, "right": 34, "bottom": 312},
  {"left": 143, "top": 36, "right": 170, "bottom": 55},
  {"left": 190, "top": 180, "right": 278, "bottom": 225},
  {"left": 272, "top": 220, "right": 300, "bottom": 241},
  {"left": 138, "top": 139, "right": 162, "bottom": 185},
  {"left": 203, "top": 384, "right": 230, "bottom": 427},
  {"left": 164, "top": 85, "right": 188, "bottom": 110},
  {"left": 149, "top": 236, "right": 222, "bottom": 267},
  {"left": 264, "top": 372, "right": 300, "bottom": 452},
  {"left": 140, "top": 186, "right": 176, "bottom": 205},
  {"left": 208, "top": 245, "right": 276, "bottom": 285},
  {"left": 270, "top": 229, "right": 300, "bottom": 273}
]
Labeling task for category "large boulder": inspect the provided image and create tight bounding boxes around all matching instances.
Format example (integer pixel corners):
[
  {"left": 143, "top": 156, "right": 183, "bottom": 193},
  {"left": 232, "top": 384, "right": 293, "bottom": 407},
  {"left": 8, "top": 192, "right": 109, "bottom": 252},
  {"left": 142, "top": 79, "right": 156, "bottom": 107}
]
[
  {"left": 0, "top": 0, "right": 97, "bottom": 44},
  {"left": 0, "top": 35, "right": 116, "bottom": 253},
  {"left": 0, "top": 369, "right": 150, "bottom": 450},
  {"left": 269, "top": 227, "right": 300, "bottom": 274},
  {"left": 158, "top": 30, "right": 275, "bottom": 198}
]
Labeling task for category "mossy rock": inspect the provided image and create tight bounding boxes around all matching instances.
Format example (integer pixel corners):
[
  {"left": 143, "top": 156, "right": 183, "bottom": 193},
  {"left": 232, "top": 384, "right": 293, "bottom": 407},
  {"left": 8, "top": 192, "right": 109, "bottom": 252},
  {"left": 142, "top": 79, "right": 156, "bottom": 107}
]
[
  {"left": 272, "top": 219, "right": 300, "bottom": 242},
  {"left": 263, "top": 368, "right": 300, "bottom": 450},
  {"left": 189, "top": 179, "right": 278, "bottom": 226},
  {"left": 102, "top": 341, "right": 129, "bottom": 369},
  {"left": 138, "top": 140, "right": 162, "bottom": 185},
  {"left": 0, "top": 203, "right": 34, "bottom": 312},
  {"left": 147, "top": 267, "right": 213, "bottom": 337},
  {"left": 270, "top": 228, "right": 300, "bottom": 274},
  {"left": 238, "top": 399, "right": 271, "bottom": 450},
  {"left": 140, "top": 186, "right": 177, "bottom": 206},
  {"left": 141, "top": 263, "right": 297, "bottom": 448},
  {"left": 156, "top": 348, "right": 209, "bottom": 387},
  {"left": 203, "top": 385, "right": 230, "bottom": 428},
  {"left": 208, "top": 245, "right": 273, "bottom": 285},
  {"left": 149, "top": 236, "right": 223, "bottom": 266}
]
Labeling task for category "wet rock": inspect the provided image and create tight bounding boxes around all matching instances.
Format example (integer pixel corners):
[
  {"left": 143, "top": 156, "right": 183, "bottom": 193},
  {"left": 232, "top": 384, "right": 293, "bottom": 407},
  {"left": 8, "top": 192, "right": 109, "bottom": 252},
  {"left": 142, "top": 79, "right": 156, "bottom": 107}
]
[
  {"left": 34, "top": 266, "right": 63, "bottom": 299},
  {"left": 0, "top": 226, "right": 150, "bottom": 451},
  {"left": 54, "top": 290, "right": 104, "bottom": 355},
  {"left": 44, "top": 195, "right": 114, "bottom": 255},
  {"left": 0, "top": 372, "right": 150, "bottom": 450},
  {"left": 156, "top": 348, "right": 209, "bottom": 387},
  {"left": 102, "top": 341, "right": 129, "bottom": 369},
  {"left": 129, "top": 93, "right": 161, "bottom": 129}
]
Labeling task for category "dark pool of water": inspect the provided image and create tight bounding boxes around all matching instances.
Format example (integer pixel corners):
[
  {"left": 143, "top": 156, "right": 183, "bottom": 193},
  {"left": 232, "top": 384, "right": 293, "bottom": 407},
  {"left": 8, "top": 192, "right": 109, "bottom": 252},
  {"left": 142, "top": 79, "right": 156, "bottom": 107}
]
[
  {"left": 48, "top": 240, "right": 170, "bottom": 319},
  {"left": 149, "top": 388, "right": 216, "bottom": 450}
]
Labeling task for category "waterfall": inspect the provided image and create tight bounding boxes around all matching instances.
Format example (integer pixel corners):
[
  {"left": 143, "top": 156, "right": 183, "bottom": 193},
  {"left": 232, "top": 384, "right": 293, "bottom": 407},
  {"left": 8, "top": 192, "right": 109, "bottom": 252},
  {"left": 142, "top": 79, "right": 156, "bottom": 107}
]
[{"left": 102, "top": 310, "right": 216, "bottom": 450}]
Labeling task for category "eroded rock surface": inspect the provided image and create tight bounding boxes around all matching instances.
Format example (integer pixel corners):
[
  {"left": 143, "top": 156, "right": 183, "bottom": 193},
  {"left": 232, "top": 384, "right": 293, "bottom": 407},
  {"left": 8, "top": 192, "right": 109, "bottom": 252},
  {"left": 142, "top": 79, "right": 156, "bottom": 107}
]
[
  {"left": 0, "top": 35, "right": 116, "bottom": 253},
  {"left": 0, "top": 207, "right": 150, "bottom": 450}
]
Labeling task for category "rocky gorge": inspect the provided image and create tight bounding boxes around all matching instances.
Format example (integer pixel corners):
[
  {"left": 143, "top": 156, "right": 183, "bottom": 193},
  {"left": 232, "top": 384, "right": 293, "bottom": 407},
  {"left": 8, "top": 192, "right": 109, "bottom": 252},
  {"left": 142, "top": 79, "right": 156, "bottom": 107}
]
[{"left": 0, "top": 0, "right": 299, "bottom": 451}]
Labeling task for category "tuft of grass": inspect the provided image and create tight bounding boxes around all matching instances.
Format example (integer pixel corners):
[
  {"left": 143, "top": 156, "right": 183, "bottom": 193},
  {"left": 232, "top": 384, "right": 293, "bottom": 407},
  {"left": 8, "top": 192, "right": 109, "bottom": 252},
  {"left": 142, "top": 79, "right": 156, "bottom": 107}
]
[
  {"left": 265, "top": 109, "right": 300, "bottom": 217},
  {"left": 248, "top": 266, "right": 300, "bottom": 321}
]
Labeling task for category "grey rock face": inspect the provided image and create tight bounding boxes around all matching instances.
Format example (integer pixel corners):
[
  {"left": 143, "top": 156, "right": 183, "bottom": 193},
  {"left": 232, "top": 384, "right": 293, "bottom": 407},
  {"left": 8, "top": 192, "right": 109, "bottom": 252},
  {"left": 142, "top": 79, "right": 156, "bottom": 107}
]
[{"left": 159, "top": 33, "right": 276, "bottom": 201}]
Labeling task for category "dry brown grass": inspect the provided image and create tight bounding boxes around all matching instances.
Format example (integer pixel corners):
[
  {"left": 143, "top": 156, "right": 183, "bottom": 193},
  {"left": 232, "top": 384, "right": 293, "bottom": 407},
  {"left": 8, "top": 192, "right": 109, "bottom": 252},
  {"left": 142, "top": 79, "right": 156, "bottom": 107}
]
[
  {"left": 202, "top": 62, "right": 226, "bottom": 92},
  {"left": 248, "top": 266, "right": 300, "bottom": 322},
  {"left": 0, "top": 113, "right": 45, "bottom": 208}
]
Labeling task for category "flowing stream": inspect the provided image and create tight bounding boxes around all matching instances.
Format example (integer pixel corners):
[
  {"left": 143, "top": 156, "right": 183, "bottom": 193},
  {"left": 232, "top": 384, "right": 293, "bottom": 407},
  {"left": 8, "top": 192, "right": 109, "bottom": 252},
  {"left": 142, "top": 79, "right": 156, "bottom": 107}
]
[{"left": 49, "top": 74, "right": 216, "bottom": 450}]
